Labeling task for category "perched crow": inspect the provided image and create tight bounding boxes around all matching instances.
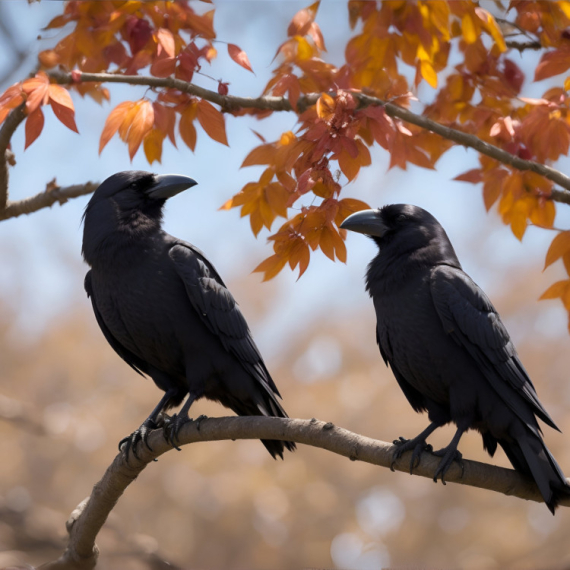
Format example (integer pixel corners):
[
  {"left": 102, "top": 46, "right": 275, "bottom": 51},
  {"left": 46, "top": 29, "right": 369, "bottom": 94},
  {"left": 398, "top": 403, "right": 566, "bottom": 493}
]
[
  {"left": 82, "top": 170, "right": 295, "bottom": 460},
  {"left": 341, "top": 204, "right": 570, "bottom": 512}
]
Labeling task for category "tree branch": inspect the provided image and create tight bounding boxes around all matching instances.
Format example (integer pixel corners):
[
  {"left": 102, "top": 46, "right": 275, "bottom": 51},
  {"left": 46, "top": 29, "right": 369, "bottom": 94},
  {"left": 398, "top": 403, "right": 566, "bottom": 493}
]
[
  {"left": 0, "top": 180, "right": 99, "bottom": 221},
  {"left": 41, "top": 416, "right": 569, "bottom": 570},
  {"left": 0, "top": 102, "right": 25, "bottom": 211},
  {"left": 46, "top": 70, "right": 570, "bottom": 202}
]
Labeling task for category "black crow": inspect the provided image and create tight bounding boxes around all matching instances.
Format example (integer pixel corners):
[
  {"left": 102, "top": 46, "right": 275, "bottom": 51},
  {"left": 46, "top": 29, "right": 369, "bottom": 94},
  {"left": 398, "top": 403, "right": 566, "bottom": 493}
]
[
  {"left": 341, "top": 203, "right": 570, "bottom": 512},
  {"left": 82, "top": 170, "right": 295, "bottom": 460}
]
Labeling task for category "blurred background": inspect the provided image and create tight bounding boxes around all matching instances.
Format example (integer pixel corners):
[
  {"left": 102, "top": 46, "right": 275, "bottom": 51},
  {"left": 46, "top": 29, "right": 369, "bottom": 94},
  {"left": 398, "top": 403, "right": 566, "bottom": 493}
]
[{"left": 1, "top": 2, "right": 570, "bottom": 569}]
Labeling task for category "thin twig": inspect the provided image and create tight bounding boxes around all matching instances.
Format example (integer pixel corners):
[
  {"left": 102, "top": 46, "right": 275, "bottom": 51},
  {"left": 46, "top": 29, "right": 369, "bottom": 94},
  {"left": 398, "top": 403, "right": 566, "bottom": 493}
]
[{"left": 41, "top": 416, "right": 570, "bottom": 570}]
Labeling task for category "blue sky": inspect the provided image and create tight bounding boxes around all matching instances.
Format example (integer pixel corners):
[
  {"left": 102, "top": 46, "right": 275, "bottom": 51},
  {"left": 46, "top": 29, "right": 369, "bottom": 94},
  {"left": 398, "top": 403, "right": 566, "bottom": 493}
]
[{"left": 0, "top": 1, "right": 568, "bottom": 353}]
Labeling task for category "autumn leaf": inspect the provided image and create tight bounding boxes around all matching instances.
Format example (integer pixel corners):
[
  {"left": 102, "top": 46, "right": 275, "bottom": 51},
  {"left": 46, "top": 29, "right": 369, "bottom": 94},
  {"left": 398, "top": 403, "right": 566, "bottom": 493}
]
[
  {"left": 99, "top": 101, "right": 135, "bottom": 154},
  {"left": 25, "top": 107, "right": 45, "bottom": 149},
  {"left": 539, "top": 279, "right": 570, "bottom": 310},
  {"left": 179, "top": 103, "right": 197, "bottom": 152},
  {"left": 197, "top": 100, "right": 228, "bottom": 146},
  {"left": 228, "top": 43, "right": 254, "bottom": 73},
  {"left": 127, "top": 100, "right": 154, "bottom": 159},
  {"left": 254, "top": 254, "right": 287, "bottom": 282},
  {"left": 544, "top": 231, "right": 570, "bottom": 270},
  {"left": 143, "top": 128, "right": 165, "bottom": 164},
  {"left": 48, "top": 85, "right": 78, "bottom": 133},
  {"left": 534, "top": 47, "right": 570, "bottom": 81}
]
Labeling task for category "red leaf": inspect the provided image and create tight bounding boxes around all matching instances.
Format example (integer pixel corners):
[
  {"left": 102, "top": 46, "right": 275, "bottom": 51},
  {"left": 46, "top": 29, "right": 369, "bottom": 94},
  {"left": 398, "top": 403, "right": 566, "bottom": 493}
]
[
  {"left": 218, "top": 81, "right": 229, "bottom": 95},
  {"left": 197, "top": 100, "right": 228, "bottom": 146},
  {"left": 228, "top": 44, "right": 254, "bottom": 73},
  {"left": 25, "top": 107, "right": 44, "bottom": 149}
]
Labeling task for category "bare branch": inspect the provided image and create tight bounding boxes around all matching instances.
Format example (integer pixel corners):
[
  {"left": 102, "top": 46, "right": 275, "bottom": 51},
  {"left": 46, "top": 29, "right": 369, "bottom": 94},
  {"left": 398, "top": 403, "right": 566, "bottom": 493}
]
[
  {"left": 41, "top": 416, "right": 569, "bottom": 569},
  {"left": 505, "top": 39, "right": 543, "bottom": 52},
  {"left": 0, "top": 180, "right": 99, "bottom": 222},
  {"left": 46, "top": 70, "right": 570, "bottom": 202}
]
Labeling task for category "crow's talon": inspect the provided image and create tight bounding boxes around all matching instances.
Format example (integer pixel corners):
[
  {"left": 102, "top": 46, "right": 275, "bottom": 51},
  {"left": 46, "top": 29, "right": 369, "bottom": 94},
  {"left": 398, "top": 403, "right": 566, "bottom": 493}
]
[
  {"left": 391, "top": 436, "right": 432, "bottom": 474},
  {"left": 432, "top": 448, "right": 463, "bottom": 484},
  {"left": 163, "top": 413, "right": 189, "bottom": 449},
  {"left": 195, "top": 414, "right": 208, "bottom": 431},
  {"left": 119, "top": 419, "right": 159, "bottom": 462}
]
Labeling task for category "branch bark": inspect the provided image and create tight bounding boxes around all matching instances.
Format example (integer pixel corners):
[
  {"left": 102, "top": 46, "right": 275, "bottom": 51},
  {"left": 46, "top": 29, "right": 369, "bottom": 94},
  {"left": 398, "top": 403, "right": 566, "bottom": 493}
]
[
  {"left": 41, "top": 416, "right": 569, "bottom": 570},
  {"left": 3, "top": 67, "right": 570, "bottom": 222},
  {"left": 0, "top": 180, "right": 99, "bottom": 221},
  {"left": 47, "top": 69, "right": 570, "bottom": 200}
]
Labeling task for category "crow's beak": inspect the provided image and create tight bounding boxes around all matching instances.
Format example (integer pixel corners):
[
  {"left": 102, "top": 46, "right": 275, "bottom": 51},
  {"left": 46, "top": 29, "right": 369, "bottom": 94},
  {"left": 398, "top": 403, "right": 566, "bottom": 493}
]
[
  {"left": 147, "top": 174, "right": 198, "bottom": 200},
  {"left": 340, "top": 209, "right": 389, "bottom": 238}
]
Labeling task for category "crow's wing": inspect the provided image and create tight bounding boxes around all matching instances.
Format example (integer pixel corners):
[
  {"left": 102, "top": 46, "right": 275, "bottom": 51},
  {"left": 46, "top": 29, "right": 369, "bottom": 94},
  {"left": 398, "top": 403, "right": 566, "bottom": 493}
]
[
  {"left": 168, "top": 242, "right": 282, "bottom": 398},
  {"left": 84, "top": 271, "right": 148, "bottom": 377},
  {"left": 376, "top": 326, "right": 428, "bottom": 413},
  {"left": 430, "top": 264, "right": 558, "bottom": 433}
]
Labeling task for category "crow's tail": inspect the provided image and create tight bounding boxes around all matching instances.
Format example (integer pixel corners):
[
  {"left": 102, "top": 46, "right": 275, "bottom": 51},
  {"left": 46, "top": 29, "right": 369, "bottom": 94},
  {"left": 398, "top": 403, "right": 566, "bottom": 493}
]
[
  {"left": 228, "top": 386, "right": 296, "bottom": 460},
  {"left": 498, "top": 434, "right": 570, "bottom": 514}
]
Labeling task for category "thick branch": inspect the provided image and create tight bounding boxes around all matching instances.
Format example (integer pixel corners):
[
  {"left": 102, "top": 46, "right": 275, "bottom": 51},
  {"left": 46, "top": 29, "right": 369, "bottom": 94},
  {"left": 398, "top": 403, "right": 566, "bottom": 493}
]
[
  {"left": 0, "top": 102, "right": 25, "bottom": 211},
  {"left": 0, "top": 180, "right": 99, "bottom": 221},
  {"left": 47, "top": 70, "right": 570, "bottom": 202},
  {"left": 41, "top": 416, "right": 569, "bottom": 569}
]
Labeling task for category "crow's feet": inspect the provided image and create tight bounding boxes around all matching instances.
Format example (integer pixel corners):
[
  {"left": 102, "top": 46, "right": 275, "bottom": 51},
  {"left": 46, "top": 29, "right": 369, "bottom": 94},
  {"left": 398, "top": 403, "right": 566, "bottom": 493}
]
[
  {"left": 391, "top": 436, "right": 433, "bottom": 474},
  {"left": 163, "top": 413, "right": 193, "bottom": 450},
  {"left": 195, "top": 414, "right": 208, "bottom": 431},
  {"left": 432, "top": 446, "right": 464, "bottom": 484},
  {"left": 119, "top": 418, "right": 161, "bottom": 462}
]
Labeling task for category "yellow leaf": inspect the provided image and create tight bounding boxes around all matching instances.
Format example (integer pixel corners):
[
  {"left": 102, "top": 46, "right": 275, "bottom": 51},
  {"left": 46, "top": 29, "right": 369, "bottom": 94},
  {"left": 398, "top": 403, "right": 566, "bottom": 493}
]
[
  {"left": 254, "top": 254, "right": 287, "bottom": 281},
  {"left": 565, "top": 76, "right": 570, "bottom": 92},
  {"left": 420, "top": 60, "right": 438, "bottom": 88},
  {"left": 510, "top": 198, "right": 530, "bottom": 241},
  {"left": 461, "top": 14, "right": 477, "bottom": 44},
  {"left": 529, "top": 199, "right": 555, "bottom": 228},
  {"left": 295, "top": 36, "right": 313, "bottom": 61},
  {"left": 316, "top": 93, "right": 335, "bottom": 119},
  {"left": 143, "top": 128, "right": 164, "bottom": 164}
]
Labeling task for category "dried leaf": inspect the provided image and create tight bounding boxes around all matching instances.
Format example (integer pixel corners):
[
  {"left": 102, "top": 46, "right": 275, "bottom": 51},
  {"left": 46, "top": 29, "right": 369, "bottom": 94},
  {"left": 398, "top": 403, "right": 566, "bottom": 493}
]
[{"left": 535, "top": 48, "right": 570, "bottom": 81}]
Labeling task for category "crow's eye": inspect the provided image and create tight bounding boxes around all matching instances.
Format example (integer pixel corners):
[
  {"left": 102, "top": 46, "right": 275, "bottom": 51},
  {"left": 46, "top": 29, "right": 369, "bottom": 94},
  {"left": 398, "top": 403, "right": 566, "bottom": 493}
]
[
  {"left": 129, "top": 181, "right": 140, "bottom": 190},
  {"left": 396, "top": 214, "right": 407, "bottom": 222}
]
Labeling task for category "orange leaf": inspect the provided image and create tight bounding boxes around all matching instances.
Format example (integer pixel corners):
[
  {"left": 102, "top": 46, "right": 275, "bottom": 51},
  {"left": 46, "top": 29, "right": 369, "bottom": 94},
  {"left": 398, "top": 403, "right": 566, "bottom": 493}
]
[
  {"left": 535, "top": 48, "right": 570, "bottom": 81},
  {"left": 337, "top": 148, "right": 360, "bottom": 181},
  {"left": 143, "top": 128, "right": 165, "bottom": 164},
  {"left": 316, "top": 93, "right": 335, "bottom": 120},
  {"left": 563, "top": 252, "right": 570, "bottom": 276},
  {"left": 539, "top": 279, "right": 570, "bottom": 300},
  {"left": 228, "top": 44, "right": 254, "bottom": 73},
  {"left": 544, "top": 231, "right": 570, "bottom": 269},
  {"left": 22, "top": 74, "right": 49, "bottom": 114},
  {"left": 179, "top": 104, "right": 197, "bottom": 152},
  {"left": 156, "top": 28, "right": 175, "bottom": 57},
  {"left": 287, "top": 1, "right": 320, "bottom": 36},
  {"left": 510, "top": 198, "right": 530, "bottom": 241},
  {"left": 529, "top": 199, "right": 555, "bottom": 228},
  {"left": 128, "top": 100, "right": 154, "bottom": 160},
  {"left": 454, "top": 169, "right": 483, "bottom": 184},
  {"left": 335, "top": 197, "right": 370, "bottom": 226},
  {"left": 288, "top": 239, "right": 311, "bottom": 278},
  {"left": 241, "top": 144, "right": 276, "bottom": 167},
  {"left": 25, "top": 107, "right": 44, "bottom": 149},
  {"left": 254, "top": 254, "right": 287, "bottom": 282},
  {"left": 99, "top": 101, "right": 135, "bottom": 154},
  {"left": 197, "top": 100, "right": 228, "bottom": 146}
]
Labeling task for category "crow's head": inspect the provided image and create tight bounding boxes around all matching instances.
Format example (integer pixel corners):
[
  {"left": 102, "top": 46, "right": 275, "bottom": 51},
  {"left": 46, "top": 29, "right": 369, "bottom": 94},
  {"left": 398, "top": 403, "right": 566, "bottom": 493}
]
[
  {"left": 82, "top": 170, "right": 197, "bottom": 264},
  {"left": 85, "top": 170, "right": 197, "bottom": 219},
  {"left": 341, "top": 204, "right": 460, "bottom": 266}
]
